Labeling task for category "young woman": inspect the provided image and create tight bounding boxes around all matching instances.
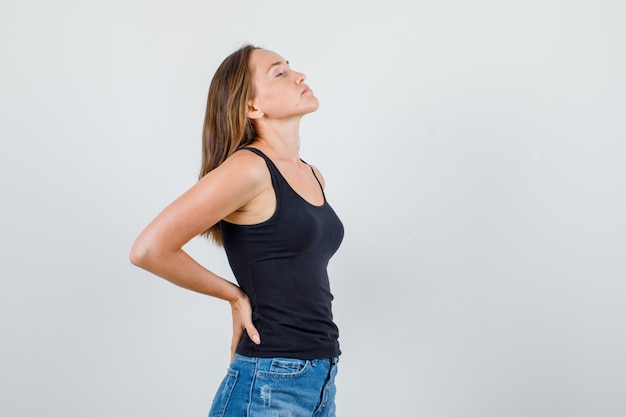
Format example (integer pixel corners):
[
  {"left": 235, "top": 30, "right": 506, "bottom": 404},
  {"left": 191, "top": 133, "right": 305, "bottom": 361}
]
[{"left": 130, "top": 44, "right": 344, "bottom": 417}]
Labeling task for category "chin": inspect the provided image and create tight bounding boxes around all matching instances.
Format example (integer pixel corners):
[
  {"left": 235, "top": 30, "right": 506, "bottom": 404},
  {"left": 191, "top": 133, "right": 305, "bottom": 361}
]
[{"left": 303, "top": 106, "right": 319, "bottom": 116}]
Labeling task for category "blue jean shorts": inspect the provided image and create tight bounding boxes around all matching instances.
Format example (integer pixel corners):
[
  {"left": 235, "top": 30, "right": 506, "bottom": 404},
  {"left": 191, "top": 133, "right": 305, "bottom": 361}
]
[{"left": 208, "top": 354, "right": 339, "bottom": 417}]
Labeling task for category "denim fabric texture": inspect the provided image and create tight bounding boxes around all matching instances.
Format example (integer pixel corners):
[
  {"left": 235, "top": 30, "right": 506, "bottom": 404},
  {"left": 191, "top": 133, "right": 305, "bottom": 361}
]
[{"left": 209, "top": 354, "right": 339, "bottom": 417}]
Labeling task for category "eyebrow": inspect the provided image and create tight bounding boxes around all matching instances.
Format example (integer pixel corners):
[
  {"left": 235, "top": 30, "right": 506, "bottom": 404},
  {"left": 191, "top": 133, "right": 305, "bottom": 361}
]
[{"left": 268, "top": 60, "right": 289, "bottom": 72}]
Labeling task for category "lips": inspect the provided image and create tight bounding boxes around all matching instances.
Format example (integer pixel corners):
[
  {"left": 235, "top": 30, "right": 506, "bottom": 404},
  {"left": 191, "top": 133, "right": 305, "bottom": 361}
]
[{"left": 301, "top": 86, "right": 312, "bottom": 95}]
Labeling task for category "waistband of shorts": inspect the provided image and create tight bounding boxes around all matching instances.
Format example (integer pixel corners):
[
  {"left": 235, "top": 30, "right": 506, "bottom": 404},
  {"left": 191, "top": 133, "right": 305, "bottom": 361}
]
[{"left": 234, "top": 353, "right": 339, "bottom": 365}]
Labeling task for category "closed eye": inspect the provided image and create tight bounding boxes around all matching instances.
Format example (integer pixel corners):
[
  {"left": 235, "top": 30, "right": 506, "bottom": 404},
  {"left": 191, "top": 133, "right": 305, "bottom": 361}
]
[{"left": 269, "top": 60, "right": 290, "bottom": 77}]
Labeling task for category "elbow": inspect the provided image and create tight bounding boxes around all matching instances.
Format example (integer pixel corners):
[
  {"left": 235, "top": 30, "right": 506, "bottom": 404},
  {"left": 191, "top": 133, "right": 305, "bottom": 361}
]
[
  {"left": 130, "top": 231, "right": 179, "bottom": 273},
  {"left": 129, "top": 247, "right": 142, "bottom": 268},
  {"left": 129, "top": 238, "right": 153, "bottom": 269}
]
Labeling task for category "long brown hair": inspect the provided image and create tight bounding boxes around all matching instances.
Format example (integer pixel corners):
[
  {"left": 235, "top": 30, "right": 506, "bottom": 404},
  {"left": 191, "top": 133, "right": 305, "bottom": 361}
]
[{"left": 200, "top": 44, "right": 260, "bottom": 244}]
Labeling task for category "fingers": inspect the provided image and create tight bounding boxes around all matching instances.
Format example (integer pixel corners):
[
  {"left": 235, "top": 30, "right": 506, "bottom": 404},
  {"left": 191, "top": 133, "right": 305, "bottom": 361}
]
[
  {"left": 233, "top": 311, "right": 261, "bottom": 345},
  {"left": 245, "top": 323, "right": 261, "bottom": 345},
  {"left": 231, "top": 294, "right": 261, "bottom": 344},
  {"left": 230, "top": 322, "right": 260, "bottom": 363},
  {"left": 229, "top": 293, "right": 261, "bottom": 362}
]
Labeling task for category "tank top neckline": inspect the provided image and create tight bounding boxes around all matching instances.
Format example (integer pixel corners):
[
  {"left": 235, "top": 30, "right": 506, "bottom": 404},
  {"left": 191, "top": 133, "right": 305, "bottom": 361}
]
[{"left": 241, "top": 147, "right": 328, "bottom": 209}]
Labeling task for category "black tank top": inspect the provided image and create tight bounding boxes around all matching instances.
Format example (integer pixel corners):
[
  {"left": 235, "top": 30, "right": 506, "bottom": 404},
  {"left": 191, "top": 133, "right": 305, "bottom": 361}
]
[{"left": 219, "top": 147, "right": 344, "bottom": 359}]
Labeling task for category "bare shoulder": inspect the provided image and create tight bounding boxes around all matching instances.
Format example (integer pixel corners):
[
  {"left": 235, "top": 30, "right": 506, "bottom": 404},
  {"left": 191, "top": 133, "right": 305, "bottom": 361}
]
[
  {"left": 198, "top": 149, "right": 271, "bottom": 198},
  {"left": 216, "top": 148, "right": 269, "bottom": 181},
  {"left": 185, "top": 148, "right": 272, "bottom": 220}
]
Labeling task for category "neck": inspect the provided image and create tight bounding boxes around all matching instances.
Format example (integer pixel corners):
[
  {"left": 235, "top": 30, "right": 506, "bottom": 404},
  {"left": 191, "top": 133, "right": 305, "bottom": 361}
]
[{"left": 253, "top": 118, "right": 303, "bottom": 162}]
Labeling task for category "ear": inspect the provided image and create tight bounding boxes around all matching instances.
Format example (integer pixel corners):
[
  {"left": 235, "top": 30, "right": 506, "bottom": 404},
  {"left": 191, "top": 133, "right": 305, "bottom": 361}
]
[{"left": 246, "top": 101, "right": 264, "bottom": 120}]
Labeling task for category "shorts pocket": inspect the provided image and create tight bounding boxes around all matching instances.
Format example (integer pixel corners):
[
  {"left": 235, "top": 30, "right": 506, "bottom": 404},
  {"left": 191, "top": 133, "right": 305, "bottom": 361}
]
[
  {"left": 209, "top": 367, "right": 238, "bottom": 417},
  {"left": 258, "top": 358, "right": 309, "bottom": 379}
]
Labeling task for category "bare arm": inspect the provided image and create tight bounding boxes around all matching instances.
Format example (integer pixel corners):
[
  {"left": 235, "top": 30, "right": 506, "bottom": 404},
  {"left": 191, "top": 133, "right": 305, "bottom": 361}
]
[{"left": 129, "top": 151, "right": 269, "bottom": 358}]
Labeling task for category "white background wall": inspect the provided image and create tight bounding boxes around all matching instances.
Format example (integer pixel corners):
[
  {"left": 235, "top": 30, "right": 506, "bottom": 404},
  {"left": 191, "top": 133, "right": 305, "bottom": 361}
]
[{"left": 2, "top": 0, "right": 625, "bottom": 416}]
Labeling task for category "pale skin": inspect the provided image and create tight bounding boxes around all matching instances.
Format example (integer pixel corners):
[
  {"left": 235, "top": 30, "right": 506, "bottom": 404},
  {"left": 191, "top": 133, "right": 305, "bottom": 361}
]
[{"left": 129, "top": 49, "right": 325, "bottom": 362}]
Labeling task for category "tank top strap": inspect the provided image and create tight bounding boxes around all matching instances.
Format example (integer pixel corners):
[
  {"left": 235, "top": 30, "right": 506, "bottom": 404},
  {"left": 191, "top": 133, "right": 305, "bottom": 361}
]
[
  {"left": 238, "top": 146, "right": 277, "bottom": 169},
  {"left": 301, "top": 158, "right": 325, "bottom": 195},
  {"left": 238, "top": 147, "right": 286, "bottom": 194}
]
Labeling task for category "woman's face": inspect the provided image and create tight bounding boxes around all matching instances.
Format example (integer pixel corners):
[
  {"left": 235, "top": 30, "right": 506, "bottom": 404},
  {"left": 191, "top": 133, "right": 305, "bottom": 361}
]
[{"left": 247, "top": 49, "right": 319, "bottom": 120}]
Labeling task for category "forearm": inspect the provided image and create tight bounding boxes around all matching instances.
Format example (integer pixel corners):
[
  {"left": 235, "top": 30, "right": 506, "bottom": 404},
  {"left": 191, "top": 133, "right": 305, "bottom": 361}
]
[{"left": 131, "top": 246, "right": 242, "bottom": 303}]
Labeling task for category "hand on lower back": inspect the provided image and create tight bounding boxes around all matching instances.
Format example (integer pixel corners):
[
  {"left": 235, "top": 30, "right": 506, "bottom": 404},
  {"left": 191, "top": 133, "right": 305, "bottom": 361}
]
[{"left": 229, "top": 292, "right": 260, "bottom": 362}]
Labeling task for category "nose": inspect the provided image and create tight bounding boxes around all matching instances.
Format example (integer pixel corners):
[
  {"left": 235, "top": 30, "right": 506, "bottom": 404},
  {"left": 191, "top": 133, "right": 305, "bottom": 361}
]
[{"left": 295, "top": 71, "right": 306, "bottom": 84}]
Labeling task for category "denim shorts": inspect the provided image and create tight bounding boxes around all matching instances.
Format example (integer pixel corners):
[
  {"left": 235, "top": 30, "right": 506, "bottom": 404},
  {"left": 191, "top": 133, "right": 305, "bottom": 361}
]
[{"left": 208, "top": 354, "right": 339, "bottom": 417}]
